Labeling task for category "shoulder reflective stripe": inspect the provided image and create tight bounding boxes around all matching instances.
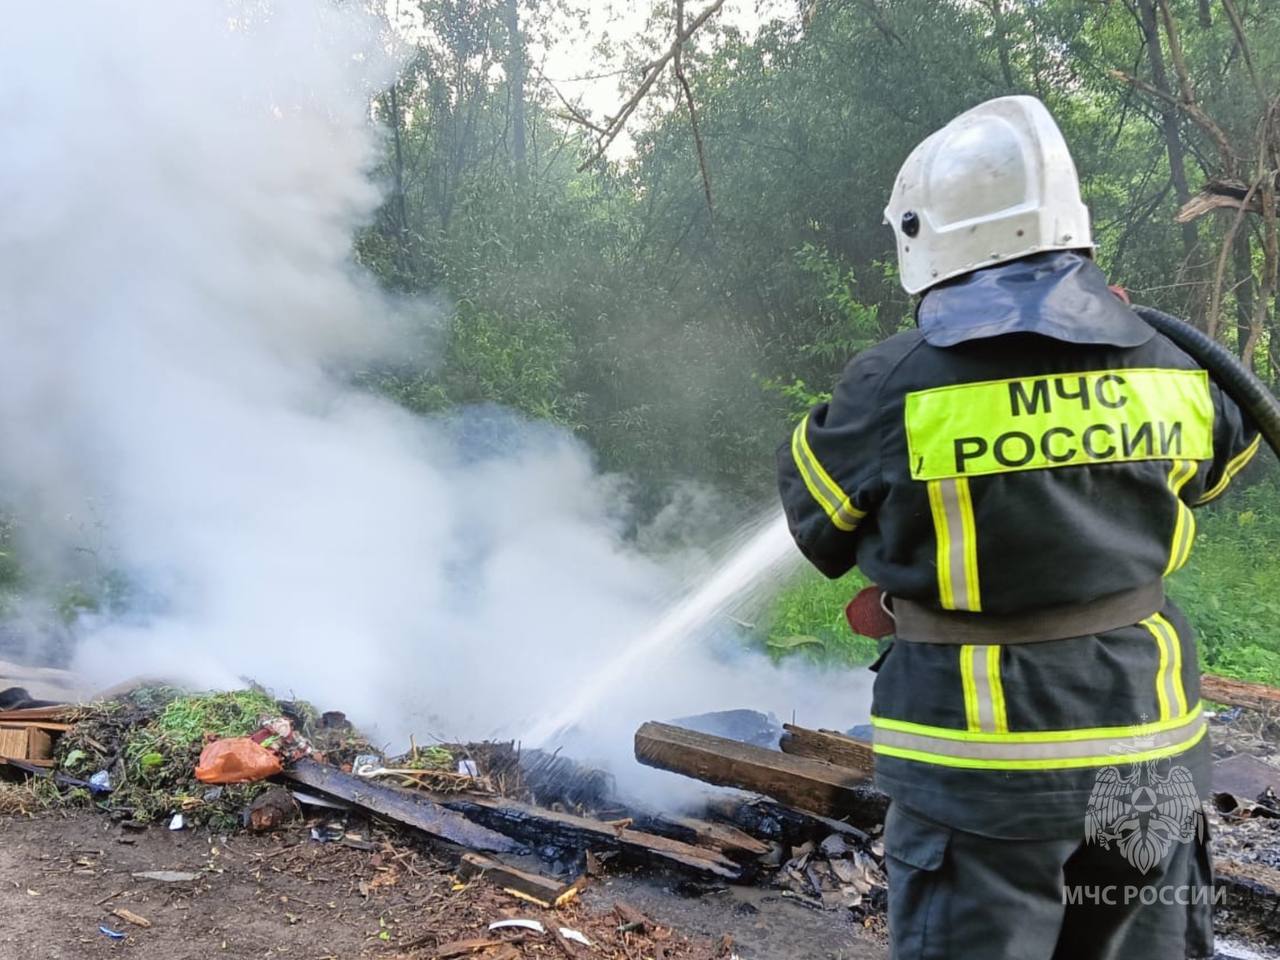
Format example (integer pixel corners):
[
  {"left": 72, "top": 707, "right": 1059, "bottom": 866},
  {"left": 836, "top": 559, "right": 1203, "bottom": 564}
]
[
  {"left": 1164, "top": 460, "right": 1198, "bottom": 575},
  {"left": 872, "top": 701, "right": 1203, "bottom": 743},
  {"left": 904, "top": 368, "right": 1214, "bottom": 481},
  {"left": 960, "top": 645, "right": 1005, "bottom": 733},
  {"left": 790, "top": 415, "right": 865, "bottom": 533},
  {"left": 873, "top": 721, "right": 1206, "bottom": 771},
  {"left": 871, "top": 708, "right": 1206, "bottom": 770},
  {"left": 1143, "top": 614, "right": 1187, "bottom": 720},
  {"left": 1196, "top": 433, "right": 1262, "bottom": 505},
  {"left": 927, "top": 478, "right": 980, "bottom": 612}
]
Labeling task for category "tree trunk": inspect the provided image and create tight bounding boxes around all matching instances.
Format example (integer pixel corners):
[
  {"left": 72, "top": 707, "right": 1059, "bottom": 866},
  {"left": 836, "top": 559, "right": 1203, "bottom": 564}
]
[
  {"left": 1135, "top": 0, "right": 1200, "bottom": 265},
  {"left": 386, "top": 82, "right": 411, "bottom": 274},
  {"left": 1233, "top": 229, "right": 1255, "bottom": 360},
  {"left": 505, "top": 0, "right": 527, "bottom": 187}
]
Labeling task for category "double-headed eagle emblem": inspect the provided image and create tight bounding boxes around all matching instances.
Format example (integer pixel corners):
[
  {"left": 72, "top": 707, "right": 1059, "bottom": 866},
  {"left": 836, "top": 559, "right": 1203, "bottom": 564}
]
[{"left": 1085, "top": 760, "right": 1203, "bottom": 874}]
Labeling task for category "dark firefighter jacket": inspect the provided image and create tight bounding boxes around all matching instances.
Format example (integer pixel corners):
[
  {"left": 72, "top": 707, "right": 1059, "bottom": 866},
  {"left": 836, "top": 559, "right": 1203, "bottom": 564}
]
[{"left": 777, "top": 252, "right": 1261, "bottom": 838}]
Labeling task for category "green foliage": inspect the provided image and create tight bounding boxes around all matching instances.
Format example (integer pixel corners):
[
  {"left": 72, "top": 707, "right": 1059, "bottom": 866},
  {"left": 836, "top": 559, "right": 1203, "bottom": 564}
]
[
  {"left": 1168, "top": 471, "right": 1280, "bottom": 684},
  {"left": 763, "top": 567, "right": 878, "bottom": 668}
]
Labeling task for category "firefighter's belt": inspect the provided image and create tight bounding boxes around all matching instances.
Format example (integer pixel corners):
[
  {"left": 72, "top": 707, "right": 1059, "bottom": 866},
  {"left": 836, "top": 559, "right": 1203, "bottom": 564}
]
[{"left": 892, "top": 581, "right": 1164, "bottom": 644}]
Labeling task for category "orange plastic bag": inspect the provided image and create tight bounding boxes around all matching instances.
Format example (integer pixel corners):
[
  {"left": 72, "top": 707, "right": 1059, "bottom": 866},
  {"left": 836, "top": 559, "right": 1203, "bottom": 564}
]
[{"left": 195, "top": 737, "right": 283, "bottom": 784}]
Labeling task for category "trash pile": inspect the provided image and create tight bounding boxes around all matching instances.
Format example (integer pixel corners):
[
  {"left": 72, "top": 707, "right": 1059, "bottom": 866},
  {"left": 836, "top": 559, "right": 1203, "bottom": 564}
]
[{"left": 0, "top": 674, "right": 1277, "bottom": 955}]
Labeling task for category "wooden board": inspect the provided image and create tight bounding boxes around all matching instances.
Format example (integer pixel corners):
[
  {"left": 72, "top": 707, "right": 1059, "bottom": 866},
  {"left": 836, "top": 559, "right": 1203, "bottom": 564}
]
[
  {"left": 779, "top": 724, "right": 875, "bottom": 775},
  {"left": 631, "top": 812, "right": 772, "bottom": 859},
  {"left": 435, "top": 793, "right": 742, "bottom": 879},
  {"left": 634, "top": 721, "right": 883, "bottom": 824},
  {"left": 288, "top": 759, "right": 739, "bottom": 879},
  {"left": 457, "top": 852, "right": 578, "bottom": 907},
  {"left": 285, "top": 759, "right": 522, "bottom": 854},
  {"left": 0, "top": 727, "right": 28, "bottom": 761},
  {"left": 1202, "top": 674, "right": 1280, "bottom": 713}
]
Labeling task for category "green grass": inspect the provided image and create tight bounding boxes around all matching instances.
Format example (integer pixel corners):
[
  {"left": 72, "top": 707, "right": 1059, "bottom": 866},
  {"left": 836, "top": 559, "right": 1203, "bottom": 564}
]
[{"left": 763, "top": 470, "right": 1280, "bottom": 686}]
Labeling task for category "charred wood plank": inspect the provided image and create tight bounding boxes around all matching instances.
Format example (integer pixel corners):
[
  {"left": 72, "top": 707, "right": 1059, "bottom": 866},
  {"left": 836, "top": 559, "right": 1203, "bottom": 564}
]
[
  {"left": 779, "top": 724, "right": 876, "bottom": 775},
  {"left": 457, "top": 852, "right": 580, "bottom": 908},
  {"left": 435, "top": 792, "right": 741, "bottom": 879},
  {"left": 629, "top": 812, "right": 771, "bottom": 859},
  {"left": 1202, "top": 674, "right": 1280, "bottom": 713},
  {"left": 702, "top": 795, "right": 880, "bottom": 847},
  {"left": 285, "top": 758, "right": 522, "bottom": 854},
  {"left": 635, "top": 721, "right": 882, "bottom": 824}
]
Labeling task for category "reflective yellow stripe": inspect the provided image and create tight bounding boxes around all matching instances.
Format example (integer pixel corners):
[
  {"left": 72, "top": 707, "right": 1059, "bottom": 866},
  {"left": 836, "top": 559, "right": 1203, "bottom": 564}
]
[
  {"left": 960, "top": 644, "right": 1005, "bottom": 734},
  {"left": 960, "top": 646, "right": 980, "bottom": 731},
  {"left": 1196, "top": 433, "right": 1261, "bottom": 505},
  {"left": 871, "top": 704, "right": 1206, "bottom": 770},
  {"left": 873, "top": 722, "right": 1206, "bottom": 771},
  {"left": 872, "top": 701, "right": 1203, "bottom": 743},
  {"left": 927, "top": 478, "right": 981, "bottom": 611},
  {"left": 987, "top": 644, "right": 1009, "bottom": 734},
  {"left": 1143, "top": 613, "right": 1187, "bottom": 720},
  {"left": 927, "top": 480, "right": 955, "bottom": 609},
  {"left": 905, "top": 368, "right": 1214, "bottom": 481},
  {"left": 1164, "top": 459, "right": 1198, "bottom": 575},
  {"left": 790, "top": 415, "right": 866, "bottom": 533}
]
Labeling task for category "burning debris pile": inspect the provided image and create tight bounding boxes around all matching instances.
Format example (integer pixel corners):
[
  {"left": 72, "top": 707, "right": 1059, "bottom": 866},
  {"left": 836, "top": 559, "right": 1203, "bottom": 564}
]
[{"left": 0, "top": 672, "right": 1278, "bottom": 956}]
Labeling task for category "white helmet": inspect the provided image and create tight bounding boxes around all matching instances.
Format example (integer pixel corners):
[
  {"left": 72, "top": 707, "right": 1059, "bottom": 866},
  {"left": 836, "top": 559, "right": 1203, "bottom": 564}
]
[{"left": 884, "top": 95, "right": 1093, "bottom": 295}]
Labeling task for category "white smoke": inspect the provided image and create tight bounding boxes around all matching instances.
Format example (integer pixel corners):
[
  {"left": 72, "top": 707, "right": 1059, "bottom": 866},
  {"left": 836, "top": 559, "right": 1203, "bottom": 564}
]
[{"left": 0, "top": 0, "right": 870, "bottom": 801}]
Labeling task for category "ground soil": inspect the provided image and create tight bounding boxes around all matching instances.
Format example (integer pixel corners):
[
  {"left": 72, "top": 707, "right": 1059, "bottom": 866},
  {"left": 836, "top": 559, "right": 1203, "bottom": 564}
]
[{"left": 0, "top": 811, "right": 889, "bottom": 960}]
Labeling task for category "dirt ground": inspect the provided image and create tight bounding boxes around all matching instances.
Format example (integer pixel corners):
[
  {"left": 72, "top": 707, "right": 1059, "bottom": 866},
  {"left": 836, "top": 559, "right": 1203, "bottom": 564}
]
[{"left": 0, "top": 811, "right": 887, "bottom": 960}]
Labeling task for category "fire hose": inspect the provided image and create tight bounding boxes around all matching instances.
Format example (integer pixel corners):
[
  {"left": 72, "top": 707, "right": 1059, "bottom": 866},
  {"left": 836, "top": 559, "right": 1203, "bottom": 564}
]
[{"left": 1132, "top": 305, "right": 1280, "bottom": 461}]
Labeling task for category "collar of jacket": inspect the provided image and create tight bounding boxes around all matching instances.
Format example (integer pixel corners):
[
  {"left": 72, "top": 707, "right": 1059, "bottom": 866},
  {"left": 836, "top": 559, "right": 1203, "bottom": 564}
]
[{"left": 916, "top": 250, "right": 1155, "bottom": 348}]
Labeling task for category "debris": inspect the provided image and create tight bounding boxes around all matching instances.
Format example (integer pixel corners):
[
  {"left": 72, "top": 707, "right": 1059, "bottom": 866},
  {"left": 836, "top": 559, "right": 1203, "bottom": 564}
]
[
  {"left": 98, "top": 925, "right": 127, "bottom": 939},
  {"left": 1215, "top": 754, "right": 1280, "bottom": 800},
  {"left": 131, "top": 871, "right": 199, "bottom": 883},
  {"left": 438, "top": 791, "right": 742, "bottom": 879},
  {"left": 286, "top": 758, "right": 522, "bottom": 854},
  {"left": 289, "top": 789, "right": 349, "bottom": 811},
  {"left": 432, "top": 939, "right": 507, "bottom": 959},
  {"left": 89, "top": 771, "right": 112, "bottom": 793},
  {"left": 779, "top": 724, "right": 876, "bottom": 776},
  {"left": 634, "top": 721, "right": 885, "bottom": 823},
  {"left": 247, "top": 786, "right": 299, "bottom": 832},
  {"left": 558, "top": 927, "right": 592, "bottom": 946},
  {"left": 458, "top": 852, "right": 581, "bottom": 908},
  {"left": 195, "top": 736, "right": 284, "bottom": 784},
  {"left": 488, "top": 919, "right": 546, "bottom": 934},
  {"left": 612, "top": 902, "right": 651, "bottom": 934},
  {"left": 112, "top": 908, "right": 152, "bottom": 929},
  {"left": 458, "top": 759, "right": 479, "bottom": 777},
  {"left": 168, "top": 813, "right": 185, "bottom": 831}
]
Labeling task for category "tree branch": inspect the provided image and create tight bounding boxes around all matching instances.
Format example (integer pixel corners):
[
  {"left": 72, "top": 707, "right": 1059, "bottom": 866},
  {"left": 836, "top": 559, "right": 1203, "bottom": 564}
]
[
  {"left": 675, "top": 0, "right": 715, "bottom": 220},
  {"left": 573, "top": 0, "right": 728, "bottom": 172}
]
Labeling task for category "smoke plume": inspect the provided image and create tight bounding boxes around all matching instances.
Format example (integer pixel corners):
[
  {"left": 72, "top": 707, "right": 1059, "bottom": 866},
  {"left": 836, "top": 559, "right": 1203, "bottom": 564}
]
[{"left": 0, "top": 0, "right": 869, "bottom": 801}]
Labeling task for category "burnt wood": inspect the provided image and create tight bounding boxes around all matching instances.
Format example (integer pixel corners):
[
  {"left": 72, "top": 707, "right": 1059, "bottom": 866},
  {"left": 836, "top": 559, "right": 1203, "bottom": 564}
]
[
  {"left": 634, "top": 721, "right": 883, "bottom": 824},
  {"left": 285, "top": 758, "right": 522, "bottom": 854},
  {"left": 435, "top": 792, "right": 742, "bottom": 879}
]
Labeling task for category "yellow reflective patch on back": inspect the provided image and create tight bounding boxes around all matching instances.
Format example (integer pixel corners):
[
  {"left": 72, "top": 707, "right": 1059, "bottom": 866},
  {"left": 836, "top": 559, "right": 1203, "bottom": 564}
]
[{"left": 904, "top": 368, "right": 1214, "bottom": 481}]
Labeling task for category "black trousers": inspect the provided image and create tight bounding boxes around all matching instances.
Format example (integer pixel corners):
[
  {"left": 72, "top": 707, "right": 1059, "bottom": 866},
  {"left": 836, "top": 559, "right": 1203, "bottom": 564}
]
[{"left": 884, "top": 803, "right": 1216, "bottom": 960}]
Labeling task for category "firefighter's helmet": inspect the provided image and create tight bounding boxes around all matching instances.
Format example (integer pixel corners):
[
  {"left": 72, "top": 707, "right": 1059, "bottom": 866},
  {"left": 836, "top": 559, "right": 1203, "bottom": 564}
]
[{"left": 884, "top": 95, "right": 1093, "bottom": 295}]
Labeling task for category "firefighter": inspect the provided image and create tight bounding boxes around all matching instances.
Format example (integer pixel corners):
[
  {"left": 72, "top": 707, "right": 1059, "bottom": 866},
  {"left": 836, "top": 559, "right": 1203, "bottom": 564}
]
[{"left": 777, "top": 95, "right": 1260, "bottom": 960}]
